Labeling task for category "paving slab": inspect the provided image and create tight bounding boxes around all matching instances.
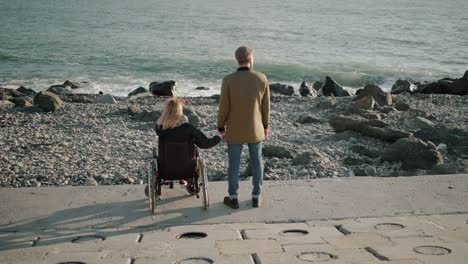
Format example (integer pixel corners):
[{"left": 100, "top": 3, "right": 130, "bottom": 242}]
[
  {"left": 372, "top": 237, "right": 468, "bottom": 264},
  {"left": 0, "top": 175, "right": 467, "bottom": 230},
  {"left": 1, "top": 175, "right": 468, "bottom": 263}
]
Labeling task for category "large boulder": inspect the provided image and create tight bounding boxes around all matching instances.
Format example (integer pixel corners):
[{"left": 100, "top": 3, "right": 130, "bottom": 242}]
[
  {"left": 391, "top": 80, "right": 416, "bottom": 94},
  {"left": 292, "top": 151, "right": 330, "bottom": 165},
  {"left": 149, "top": 81, "right": 176, "bottom": 96},
  {"left": 33, "top": 91, "right": 63, "bottom": 112},
  {"left": 270, "top": 83, "right": 295, "bottom": 96},
  {"left": 382, "top": 137, "right": 444, "bottom": 169},
  {"left": 415, "top": 71, "right": 468, "bottom": 95},
  {"left": 352, "top": 96, "right": 376, "bottom": 111},
  {"left": 16, "top": 86, "right": 37, "bottom": 96},
  {"left": 128, "top": 87, "right": 148, "bottom": 97},
  {"left": 47, "top": 86, "right": 73, "bottom": 95},
  {"left": 299, "top": 81, "right": 316, "bottom": 97},
  {"left": 321, "top": 76, "right": 350, "bottom": 97},
  {"left": 354, "top": 85, "right": 392, "bottom": 106},
  {"left": 414, "top": 125, "right": 468, "bottom": 156},
  {"left": 329, "top": 115, "right": 412, "bottom": 142}
]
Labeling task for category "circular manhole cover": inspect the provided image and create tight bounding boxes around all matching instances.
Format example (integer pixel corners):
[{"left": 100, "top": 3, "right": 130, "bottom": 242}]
[
  {"left": 279, "top": 229, "right": 309, "bottom": 236},
  {"left": 298, "top": 252, "right": 336, "bottom": 262},
  {"left": 71, "top": 235, "right": 105, "bottom": 244},
  {"left": 414, "top": 246, "right": 451, "bottom": 255},
  {"left": 177, "top": 257, "right": 214, "bottom": 264},
  {"left": 374, "top": 223, "right": 405, "bottom": 231},
  {"left": 177, "top": 232, "right": 208, "bottom": 239}
]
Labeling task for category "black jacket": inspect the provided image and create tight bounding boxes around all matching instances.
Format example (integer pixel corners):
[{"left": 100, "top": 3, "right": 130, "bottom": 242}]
[{"left": 155, "top": 123, "right": 221, "bottom": 149}]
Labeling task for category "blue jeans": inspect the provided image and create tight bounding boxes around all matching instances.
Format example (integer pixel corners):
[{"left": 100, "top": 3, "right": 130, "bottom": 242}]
[{"left": 227, "top": 142, "right": 263, "bottom": 199}]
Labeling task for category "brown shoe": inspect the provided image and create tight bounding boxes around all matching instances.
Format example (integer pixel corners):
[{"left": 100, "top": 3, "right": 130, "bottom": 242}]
[
  {"left": 224, "top": 197, "right": 239, "bottom": 209},
  {"left": 252, "top": 197, "right": 261, "bottom": 208}
]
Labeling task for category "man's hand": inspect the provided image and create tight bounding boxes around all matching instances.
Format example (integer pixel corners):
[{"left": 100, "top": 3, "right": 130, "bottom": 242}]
[{"left": 264, "top": 128, "right": 269, "bottom": 139}]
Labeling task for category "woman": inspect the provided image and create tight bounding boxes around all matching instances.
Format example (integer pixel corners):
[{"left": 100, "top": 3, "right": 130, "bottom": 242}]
[
  {"left": 155, "top": 98, "right": 221, "bottom": 185},
  {"left": 156, "top": 98, "right": 220, "bottom": 147}
]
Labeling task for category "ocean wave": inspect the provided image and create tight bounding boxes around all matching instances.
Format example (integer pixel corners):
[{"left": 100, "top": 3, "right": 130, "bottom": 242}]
[{"left": 0, "top": 51, "right": 20, "bottom": 62}]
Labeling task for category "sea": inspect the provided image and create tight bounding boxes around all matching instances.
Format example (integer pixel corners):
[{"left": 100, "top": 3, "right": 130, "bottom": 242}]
[{"left": 1, "top": 0, "right": 467, "bottom": 96}]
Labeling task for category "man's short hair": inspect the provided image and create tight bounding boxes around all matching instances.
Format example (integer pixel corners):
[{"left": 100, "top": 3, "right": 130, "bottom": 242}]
[{"left": 235, "top": 46, "right": 253, "bottom": 65}]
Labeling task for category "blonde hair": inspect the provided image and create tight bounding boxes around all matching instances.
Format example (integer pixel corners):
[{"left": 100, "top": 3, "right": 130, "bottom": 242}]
[
  {"left": 235, "top": 46, "right": 253, "bottom": 65},
  {"left": 158, "top": 98, "right": 184, "bottom": 130}
]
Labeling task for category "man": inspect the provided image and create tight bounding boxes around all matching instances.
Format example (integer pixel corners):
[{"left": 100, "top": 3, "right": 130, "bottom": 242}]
[{"left": 217, "top": 46, "right": 270, "bottom": 209}]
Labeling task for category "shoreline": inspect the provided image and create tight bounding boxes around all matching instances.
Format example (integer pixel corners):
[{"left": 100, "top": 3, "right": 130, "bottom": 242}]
[{"left": 1, "top": 76, "right": 468, "bottom": 188}]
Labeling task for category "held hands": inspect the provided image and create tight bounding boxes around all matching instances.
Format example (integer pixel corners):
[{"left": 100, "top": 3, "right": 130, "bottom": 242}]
[{"left": 219, "top": 130, "right": 226, "bottom": 140}]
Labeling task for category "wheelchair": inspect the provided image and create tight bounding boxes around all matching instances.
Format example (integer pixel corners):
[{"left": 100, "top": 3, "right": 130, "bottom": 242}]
[{"left": 145, "top": 140, "right": 209, "bottom": 214}]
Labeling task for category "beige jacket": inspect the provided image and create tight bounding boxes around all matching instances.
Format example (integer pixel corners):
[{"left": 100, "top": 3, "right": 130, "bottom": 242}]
[{"left": 217, "top": 68, "right": 270, "bottom": 144}]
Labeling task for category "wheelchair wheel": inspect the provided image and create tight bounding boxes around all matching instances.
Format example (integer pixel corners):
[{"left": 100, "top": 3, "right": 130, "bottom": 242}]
[
  {"left": 186, "top": 182, "right": 197, "bottom": 195},
  {"left": 148, "top": 158, "right": 158, "bottom": 215},
  {"left": 199, "top": 158, "right": 209, "bottom": 209}
]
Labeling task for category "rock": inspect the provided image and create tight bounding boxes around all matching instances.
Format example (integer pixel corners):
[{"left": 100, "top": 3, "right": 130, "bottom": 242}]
[
  {"left": 149, "top": 81, "right": 176, "bottom": 96},
  {"left": 352, "top": 96, "right": 376, "bottom": 111},
  {"left": 394, "top": 102, "right": 410, "bottom": 111},
  {"left": 11, "top": 97, "right": 33, "bottom": 107},
  {"left": 47, "top": 85, "right": 73, "bottom": 95},
  {"left": 210, "top": 94, "right": 220, "bottom": 101},
  {"left": 328, "top": 130, "right": 361, "bottom": 141},
  {"left": 365, "top": 166, "right": 377, "bottom": 176},
  {"left": 354, "top": 84, "right": 392, "bottom": 106},
  {"left": 296, "top": 115, "right": 321, "bottom": 124},
  {"left": 357, "top": 111, "right": 386, "bottom": 120},
  {"left": 329, "top": 115, "right": 412, "bottom": 142},
  {"left": 33, "top": 91, "right": 63, "bottom": 112},
  {"left": 270, "top": 83, "right": 295, "bottom": 96},
  {"left": 292, "top": 151, "right": 330, "bottom": 165},
  {"left": 63, "top": 80, "right": 79, "bottom": 89},
  {"left": 318, "top": 97, "right": 337, "bottom": 110},
  {"left": 187, "top": 113, "right": 201, "bottom": 128},
  {"left": 1, "top": 87, "right": 24, "bottom": 99},
  {"left": 16, "top": 86, "right": 37, "bottom": 96},
  {"left": 299, "top": 81, "right": 316, "bottom": 97},
  {"left": 391, "top": 80, "right": 416, "bottom": 94},
  {"left": 415, "top": 71, "right": 468, "bottom": 95},
  {"left": 196, "top": 86, "right": 210, "bottom": 90},
  {"left": 431, "top": 164, "right": 461, "bottom": 175},
  {"left": 263, "top": 145, "right": 293, "bottom": 158},
  {"left": 128, "top": 105, "right": 142, "bottom": 116},
  {"left": 404, "top": 117, "right": 436, "bottom": 130},
  {"left": 0, "top": 100, "right": 15, "bottom": 108},
  {"left": 312, "top": 81, "right": 323, "bottom": 91},
  {"left": 414, "top": 125, "right": 468, "bottom": 155},
  {"left": 84, "top": 177, "right": 99, "bottom": 186},
  {"left": 95, "top": 94, "right": 117, "bottom": 104},
  {"left": 321, "top": 76, "right": 351, "bottom": 97},
  {"left": 353, "top": 168, "right": 366, "bottom": 176},
  {"left": 382, "top": 137, "right": 444, "bottom": 169},
  {"left": 128, "top": 87, "right": 148, "bottom": 97},
  {"left": 30, "top": 180, "right": 41, "bottom": 187},
  {"left": 380, "top": 106, "right": 396, "bottom": 114}
]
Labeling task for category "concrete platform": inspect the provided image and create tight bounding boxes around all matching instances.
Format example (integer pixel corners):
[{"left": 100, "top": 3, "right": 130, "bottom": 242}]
[{"left": 1, "top": 174, "right": 467, "bottom": 263}]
